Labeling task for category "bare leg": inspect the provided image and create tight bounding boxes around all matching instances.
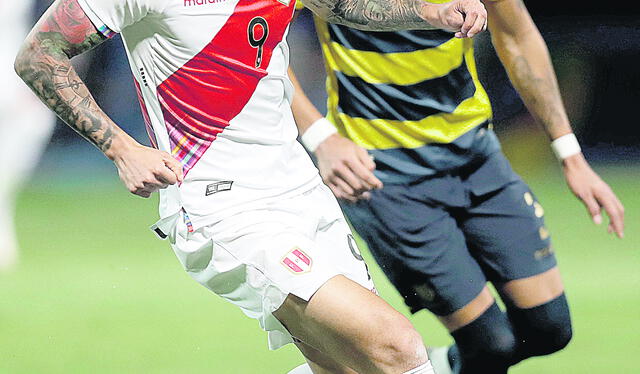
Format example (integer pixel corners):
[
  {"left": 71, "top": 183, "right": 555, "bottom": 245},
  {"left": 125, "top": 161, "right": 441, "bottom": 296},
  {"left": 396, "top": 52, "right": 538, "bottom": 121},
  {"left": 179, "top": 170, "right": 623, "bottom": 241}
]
[
  {"left": 294, "top": 340, "right": 358, "bottom": 374},
  {"left": 498, "top": 267, "right": 564, "bottom": 308},
  {"left": 274, "top": 275, "right": 430, "bottom": 374},
  {"left": 437, "top": 286, "right": 495, "bottom": 332}
]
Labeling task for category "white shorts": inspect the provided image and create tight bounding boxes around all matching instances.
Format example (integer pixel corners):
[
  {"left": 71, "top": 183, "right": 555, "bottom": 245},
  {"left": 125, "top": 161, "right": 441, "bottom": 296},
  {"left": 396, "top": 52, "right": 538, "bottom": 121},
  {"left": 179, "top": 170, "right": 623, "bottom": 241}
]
[{"left": 155, "top": 182, "right": 375, "bottom": 349}]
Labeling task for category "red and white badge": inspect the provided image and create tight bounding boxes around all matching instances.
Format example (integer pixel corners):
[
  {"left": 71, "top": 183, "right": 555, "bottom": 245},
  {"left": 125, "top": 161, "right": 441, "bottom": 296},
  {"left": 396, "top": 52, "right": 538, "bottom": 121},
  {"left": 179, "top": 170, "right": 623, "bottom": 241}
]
[{"left": 281, "top": 248, "right": 312, "bottom": 274}]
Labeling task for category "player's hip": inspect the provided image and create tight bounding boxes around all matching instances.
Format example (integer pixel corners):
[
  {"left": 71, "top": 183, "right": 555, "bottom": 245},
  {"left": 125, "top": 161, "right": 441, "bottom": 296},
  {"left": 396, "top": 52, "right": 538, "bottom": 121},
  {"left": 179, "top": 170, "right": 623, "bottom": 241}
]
[
  {"left": 158, "top": 181, "right": 373, "bottom": 294},
  {"left": 158, "top": 182, "right": 375, "bottom": 349},
  {"left": 340, "top": 152, "right": 555, "bottom": 307}
]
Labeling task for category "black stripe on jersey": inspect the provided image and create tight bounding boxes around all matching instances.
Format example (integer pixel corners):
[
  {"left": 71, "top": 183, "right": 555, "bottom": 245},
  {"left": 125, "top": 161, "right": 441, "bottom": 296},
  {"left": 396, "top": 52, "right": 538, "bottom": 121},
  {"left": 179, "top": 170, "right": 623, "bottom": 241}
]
[
  {"left": 335, "top": 62, "right": 476, "bottom": 122},
  {"left": 328, "top": 24, "right": 453, "bottom": 53}
]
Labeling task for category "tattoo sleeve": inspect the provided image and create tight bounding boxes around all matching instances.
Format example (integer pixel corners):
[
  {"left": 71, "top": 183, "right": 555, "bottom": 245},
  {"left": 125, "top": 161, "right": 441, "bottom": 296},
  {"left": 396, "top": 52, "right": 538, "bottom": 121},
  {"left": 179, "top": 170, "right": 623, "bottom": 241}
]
[
  {"left": 14, "top": 0, "right": 117, "bottom": 153},
  {"left": 303, "top": 0, "right": 432, "bottom": 31}
]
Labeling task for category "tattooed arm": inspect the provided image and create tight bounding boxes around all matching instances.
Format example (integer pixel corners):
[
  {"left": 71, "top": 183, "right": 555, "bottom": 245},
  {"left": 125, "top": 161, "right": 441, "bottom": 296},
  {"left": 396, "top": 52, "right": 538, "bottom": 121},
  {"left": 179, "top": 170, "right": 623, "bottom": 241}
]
[
  {"left": 14, "top": 0, "right": 115, "bottom": 152},
  {"left": 486, "top": 0, "right": 624, "bottom": 237},
  {"left": 304, "top": 0, "right": 487, "bottom": 37},
  {"left": 15, "top": 0, "right": 183, "bottom": 198}
]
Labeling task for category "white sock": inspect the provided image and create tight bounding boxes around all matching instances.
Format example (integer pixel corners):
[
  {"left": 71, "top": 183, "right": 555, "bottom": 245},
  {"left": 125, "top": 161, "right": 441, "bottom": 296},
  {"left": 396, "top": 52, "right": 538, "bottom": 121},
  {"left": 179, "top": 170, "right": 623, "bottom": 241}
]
[
  {"left": 403, "top": 360, "right": 436, "bottom": 374},
  {"left": 287, "top": 360, "right": 435, "bottom": 374},
  {"left": 286, "top": 363, "right": 313, "bottom": 374},
  {"left": 426, "top": 346, "right": 452, "bottom": 374}
]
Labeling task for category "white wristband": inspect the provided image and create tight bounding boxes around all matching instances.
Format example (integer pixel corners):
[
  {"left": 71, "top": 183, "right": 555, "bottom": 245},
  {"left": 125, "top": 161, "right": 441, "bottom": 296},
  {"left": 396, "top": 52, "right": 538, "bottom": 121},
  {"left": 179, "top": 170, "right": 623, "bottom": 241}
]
[
  {"left": 301, "top": 118, "right": 337, "bottom": 152},
  {"left": 551, "top": 133, "right": 581, "bottom": 160}
]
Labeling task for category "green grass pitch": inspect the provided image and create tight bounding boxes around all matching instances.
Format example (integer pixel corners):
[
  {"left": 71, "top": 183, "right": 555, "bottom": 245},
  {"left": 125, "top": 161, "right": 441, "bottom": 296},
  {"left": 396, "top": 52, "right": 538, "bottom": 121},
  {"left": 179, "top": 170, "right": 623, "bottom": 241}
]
[{"left": 1, "top": 165, "right": 638, "bottom": 373}]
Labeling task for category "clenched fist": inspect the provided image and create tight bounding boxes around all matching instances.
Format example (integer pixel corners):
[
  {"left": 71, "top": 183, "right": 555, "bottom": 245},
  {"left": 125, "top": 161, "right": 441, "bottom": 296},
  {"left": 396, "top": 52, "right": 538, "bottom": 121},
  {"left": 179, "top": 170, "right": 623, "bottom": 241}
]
[
  {"left": 107, "top": 134, "right": 184, "bottom": 198},
  {"left": 421, "top": 0, "right": 488, "bottom": 38}
]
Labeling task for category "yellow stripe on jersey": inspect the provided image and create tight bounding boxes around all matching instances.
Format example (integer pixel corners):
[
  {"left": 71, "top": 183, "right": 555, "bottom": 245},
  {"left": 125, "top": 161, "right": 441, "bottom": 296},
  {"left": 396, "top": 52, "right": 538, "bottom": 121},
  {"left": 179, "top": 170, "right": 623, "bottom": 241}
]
[
  {"left": 310, "top": 2, "right": 495, "bottom": 156},
  {"left": 316, "top": 21, "right": 492, "bottom": 149},
  {"left": 329, "top": 91, "right": 491, "bottom": 149},
  {"left": 318, "top": 24, "right": 464, "bottom": 86}
]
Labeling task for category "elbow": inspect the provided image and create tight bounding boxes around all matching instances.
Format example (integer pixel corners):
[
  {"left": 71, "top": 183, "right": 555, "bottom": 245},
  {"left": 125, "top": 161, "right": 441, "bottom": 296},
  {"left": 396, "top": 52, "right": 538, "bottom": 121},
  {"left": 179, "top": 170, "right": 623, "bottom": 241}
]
[
  {"left": 490, "top": 33, "right": 522, "bottom": 59},
  {"left": 13, "top": 41, "right": 44, "bottom": 81},
  {"left": 14, "top": 45, "right": 32, "bottom": 80},
  {"left": 490, "top": 23, "right": 542, "bottom": 53}
]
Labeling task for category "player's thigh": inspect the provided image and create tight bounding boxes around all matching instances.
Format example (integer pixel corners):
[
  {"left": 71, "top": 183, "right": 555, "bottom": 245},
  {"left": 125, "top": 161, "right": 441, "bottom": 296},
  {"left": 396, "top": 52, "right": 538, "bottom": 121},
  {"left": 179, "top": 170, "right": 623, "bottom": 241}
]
[
  {"left": 342, "top": 183, "right": 490, "bottom": 324},
  {"left": 274, "top": 275, "right": 425, "bottom": 374},
  {"left": 167, "top": 184, "right": 383, "bottom": 351},
  {"left": 498, "top": 266, "right": 564, "bottom": 308},
  {"left": 461, "top": 178, "right": 563, "bottom": 307}
]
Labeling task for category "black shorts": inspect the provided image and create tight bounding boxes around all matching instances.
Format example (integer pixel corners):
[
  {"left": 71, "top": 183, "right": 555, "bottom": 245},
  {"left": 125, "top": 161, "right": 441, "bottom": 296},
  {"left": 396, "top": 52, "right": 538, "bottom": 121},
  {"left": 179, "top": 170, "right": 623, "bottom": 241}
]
[{"left": 341, "top": 152, "right": 556, "bottom": 316}]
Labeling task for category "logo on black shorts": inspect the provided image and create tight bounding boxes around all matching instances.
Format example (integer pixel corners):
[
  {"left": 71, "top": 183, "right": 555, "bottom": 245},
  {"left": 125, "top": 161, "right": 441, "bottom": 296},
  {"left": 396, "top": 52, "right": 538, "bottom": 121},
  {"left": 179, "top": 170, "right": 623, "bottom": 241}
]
[
  {"left": 413, "top": 283, "right": 437, "bottom": 303},
  {"left": 534, "top": 246, "right": 554, "bottom": 260},
  {"left": 205, "top": 181, "right": 233, "bottom": 196}
]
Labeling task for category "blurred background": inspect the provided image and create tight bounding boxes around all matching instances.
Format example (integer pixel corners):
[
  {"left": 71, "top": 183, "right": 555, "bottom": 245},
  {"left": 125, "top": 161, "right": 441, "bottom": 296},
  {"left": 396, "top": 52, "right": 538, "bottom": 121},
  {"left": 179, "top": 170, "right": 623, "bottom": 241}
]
[{"left": 0, "top": 1, "right": 638, "bottom": 373}]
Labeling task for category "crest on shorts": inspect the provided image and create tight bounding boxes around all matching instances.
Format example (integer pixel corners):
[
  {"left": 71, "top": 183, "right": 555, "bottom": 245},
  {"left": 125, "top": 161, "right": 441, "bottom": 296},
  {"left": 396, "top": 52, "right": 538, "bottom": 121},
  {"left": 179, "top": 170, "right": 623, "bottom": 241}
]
[{"left": 281, "top": 247, "right": 312, "bottom": 274}]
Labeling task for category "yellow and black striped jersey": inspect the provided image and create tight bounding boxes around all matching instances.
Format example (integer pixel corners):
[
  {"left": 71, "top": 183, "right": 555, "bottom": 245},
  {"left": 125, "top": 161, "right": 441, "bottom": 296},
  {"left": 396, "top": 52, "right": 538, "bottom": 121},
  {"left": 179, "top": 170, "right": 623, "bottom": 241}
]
[{"left": 312, "top": 16, "right": 502, "bottom": 182}]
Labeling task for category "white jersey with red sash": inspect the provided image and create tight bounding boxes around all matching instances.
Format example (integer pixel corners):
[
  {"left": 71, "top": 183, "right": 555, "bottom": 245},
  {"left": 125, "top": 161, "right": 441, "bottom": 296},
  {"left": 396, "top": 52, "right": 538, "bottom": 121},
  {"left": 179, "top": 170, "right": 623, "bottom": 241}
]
[{"left": 78, "top": 0, "right": 319, "bottom": 227}]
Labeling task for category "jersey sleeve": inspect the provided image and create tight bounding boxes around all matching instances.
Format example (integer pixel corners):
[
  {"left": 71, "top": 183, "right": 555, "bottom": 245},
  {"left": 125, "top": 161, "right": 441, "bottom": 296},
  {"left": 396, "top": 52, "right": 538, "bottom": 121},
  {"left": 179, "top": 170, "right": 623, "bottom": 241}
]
[{"left": 77, "top": 0, "right": 154, "bottom": 37}]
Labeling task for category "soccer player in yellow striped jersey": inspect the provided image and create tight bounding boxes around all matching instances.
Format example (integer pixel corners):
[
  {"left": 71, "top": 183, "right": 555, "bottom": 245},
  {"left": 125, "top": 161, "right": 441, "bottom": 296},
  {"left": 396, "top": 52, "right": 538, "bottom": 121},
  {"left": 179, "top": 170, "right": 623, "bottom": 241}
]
[{"left": 290, "top": 0, "right": 625, "bottom": 373}]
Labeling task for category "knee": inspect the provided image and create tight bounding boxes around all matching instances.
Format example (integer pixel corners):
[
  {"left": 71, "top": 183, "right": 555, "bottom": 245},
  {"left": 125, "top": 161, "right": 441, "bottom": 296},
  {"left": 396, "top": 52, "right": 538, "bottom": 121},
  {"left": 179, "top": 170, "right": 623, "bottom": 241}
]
[
  {"left": 551, "top": 322, "right": 573, "bottom": 353},
  {"left": 527, "top": 313, "right": 573, "bottom": 355},
  {"left": 374, "top": 318, "right": 428, "bottom": 373},
  {"left": 449, "top": 302, "right": 518, "bottom": 371},
  {"left": 484, "top": 329, "right": 519, "bottom": 360},
  {"left": 510, "top": 293, "right": 573, "bottom": 358}
]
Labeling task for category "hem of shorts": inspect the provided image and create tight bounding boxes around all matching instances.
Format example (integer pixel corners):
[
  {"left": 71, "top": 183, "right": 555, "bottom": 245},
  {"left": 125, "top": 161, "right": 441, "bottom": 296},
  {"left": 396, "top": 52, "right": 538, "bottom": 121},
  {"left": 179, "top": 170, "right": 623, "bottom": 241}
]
[
  {"left": 493, "top": 256, "right": 559, "bottom": 285},
  {"left": 406, "top": 259, "right": 558, "bottom": 316},
  {"left": 265, "top": 271, "right": 342, "bottom": 351},
  {"left": 406, "top": 278, "right": 486, "bottom": 317},
  {"left": 290, "top": 272, "right": 343, "bottom": 302}
]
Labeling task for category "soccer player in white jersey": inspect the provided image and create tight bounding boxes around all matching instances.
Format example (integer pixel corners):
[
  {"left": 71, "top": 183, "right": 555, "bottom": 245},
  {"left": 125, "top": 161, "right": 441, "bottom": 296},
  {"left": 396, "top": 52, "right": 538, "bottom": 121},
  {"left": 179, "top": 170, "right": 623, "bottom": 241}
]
[
  {"left": 0, "top": 0, "right": 55, "bottom": 271},
  {"left": 14, "top": 0, "right": 488, "bottom": 372}
]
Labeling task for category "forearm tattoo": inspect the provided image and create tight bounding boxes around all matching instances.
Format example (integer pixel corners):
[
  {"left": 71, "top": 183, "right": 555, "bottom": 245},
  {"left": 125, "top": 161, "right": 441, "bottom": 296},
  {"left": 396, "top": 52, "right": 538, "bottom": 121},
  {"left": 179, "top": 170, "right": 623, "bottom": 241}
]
[
  {"left": 304, "top": 0, "right": 430, "bottom": 31},
  {"left": 497, "top": 0, "right": 570, "bottom": 136},
  {"left": 510, "top": 54, "right": 569, "bottom": 136},
  {"left": 15, "top": 0, "right": 114, "bottom": 152}
]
